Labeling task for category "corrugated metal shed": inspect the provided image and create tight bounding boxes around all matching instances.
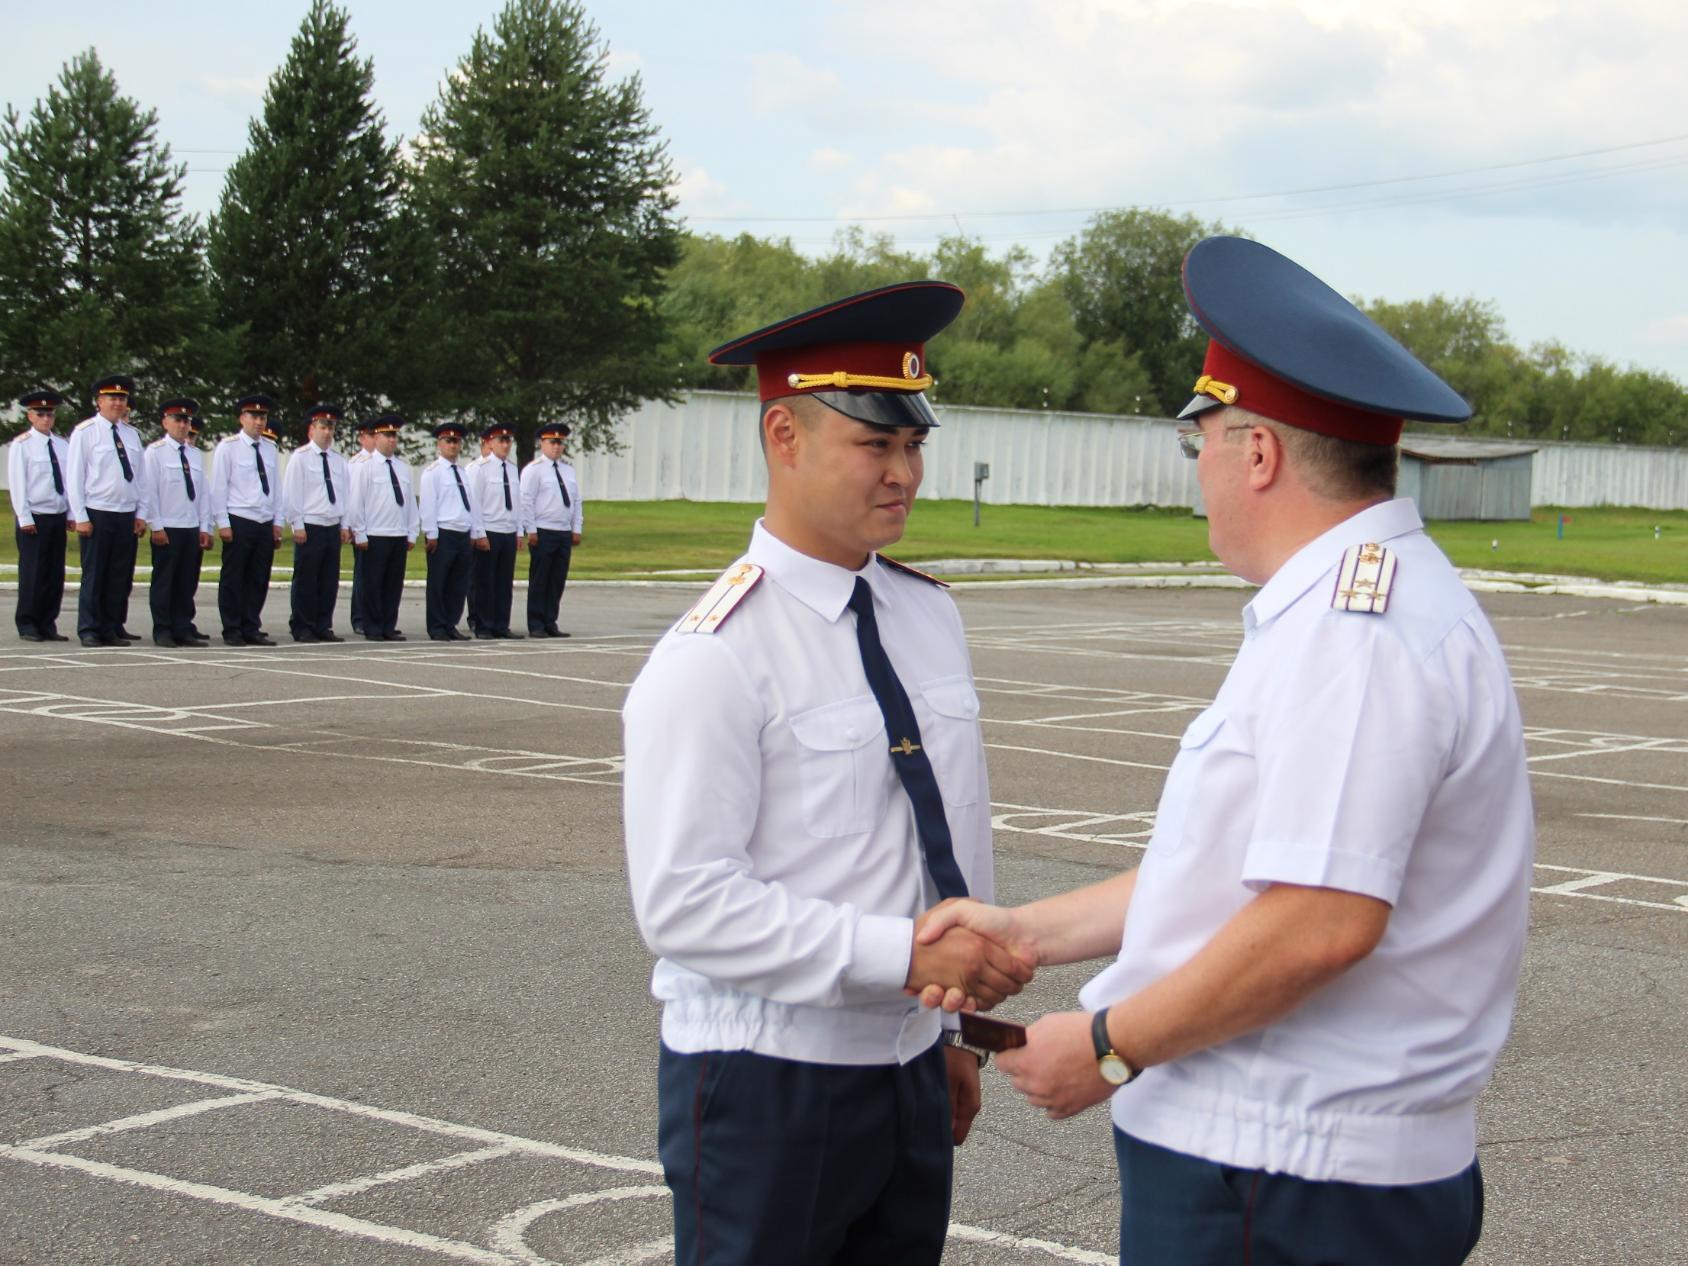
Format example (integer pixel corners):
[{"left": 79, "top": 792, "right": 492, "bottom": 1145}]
[{"left": 1399, "top": 440, "right": 1537, "bottom": 521}]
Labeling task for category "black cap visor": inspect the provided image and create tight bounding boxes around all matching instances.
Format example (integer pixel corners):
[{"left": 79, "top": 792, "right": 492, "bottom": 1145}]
[{"left": 795, "top": 389, "right": 940, "bottom": 430}]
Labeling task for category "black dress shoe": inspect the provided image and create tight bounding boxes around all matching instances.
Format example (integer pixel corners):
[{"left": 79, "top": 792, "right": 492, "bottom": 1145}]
[
  {"left": 247, "top": 633, "right": 277, "bottom": 646},
  {"left": 428, "top": 632, "right": 452, "bottom": 641},
  {"left": 384, "top": 631, "right": 407, "bottom": 641},
  {"left": 474, "top": 630, "right": 498, "bottom": 640},
  {"left": 19, "top": 632, "right": 45, "bottom": 643},
  {"left": 222, "top": 634, "right": 247, "bottom": 647},
  {"left": 182, "top": 635, "right": 210, "bottom": 647},
  {"left": 43, "top": 631, "right": 70, "bottom": 642},
  {"left": 292, "top": 631, "right": 321, "bottom": 643},
  {"left": 546, "top": 628, "right": 571, "bottom": 638},
  {"left": 365, "top": 633, "right": 387, "bottom": 642},
  {"left": 318, "top": 632, "right": 344, "bottom": 643},
  {"left": 498, "top": 630, "right": 526, "bottom": 640},
  {"left": 81, "top": 635, "right": 108, "bottom": 648},
  {"left": 153, "top": 634, "right": 181, "bottom": 648},
  {"left": 116, "top": 629, "right": 141, "bottom": 642}
]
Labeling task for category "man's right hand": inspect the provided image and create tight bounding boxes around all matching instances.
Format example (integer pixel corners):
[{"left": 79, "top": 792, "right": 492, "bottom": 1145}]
[
  {"left": 906, "top": 910, "right": 1035, "bottom": 1011},
  {"left": 20, "top": 523, "right": 36, "bottom": 535},
  {"left": 75, "top": 521, "right": 92, "bottom": 537},
  {"left": 217, "top": 527, "right": 233, "bottom": 543},
  {"left": 913, "top": 900, "right": 1043, "bottom": 1012},
  {"left": 150, "top": 530, "right": 167, "bottom": 546}
]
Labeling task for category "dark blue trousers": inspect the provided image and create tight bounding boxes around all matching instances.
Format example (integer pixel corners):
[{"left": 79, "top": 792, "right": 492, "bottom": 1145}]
[
  {"left": 359, "top": 536, "right": 408, "bottom": 637},
  {"left": 526, "top": 528, "right": 571, "bottom": 634},
  {"left": 658, "top": 1044, "right": 952, "bottom": 1266},
  {"left": 469, "top": 530, "right": 517, "bottom": 634},
  {"left": 149, "top": 527, "right": 202, "bottom": 640},
  {"left": 15, "top": 511, "right": 66, "bottom": 637},
  {"left": 290, "top": 523, "right": 343, "bottom": 638},
  {"left": 76, "top": 507, "right": 139, "bottom": 641},
  {"left": 218, "top": 514, "right": 275, "bottom": 639},
  {"left": 424, "top": 528, "right": 472, "bottom": 636},
  {"left": 350, "top": 543, "right": 366, "bottom": 633},
  {"left": 1115, "top": 1129, "right": 1484, "bottom": 1266}
]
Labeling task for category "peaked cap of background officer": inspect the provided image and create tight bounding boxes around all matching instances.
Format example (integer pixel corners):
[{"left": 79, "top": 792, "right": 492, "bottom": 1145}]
[
  {"left": 159, "top": 396, "right": 199, "bottom": 419},
  {"left": 371, "top": 414, "right": 405, "bottom": 434},
  {"left": 353, "top": 416, "right": 378, "bottom": 434},
  {"left": 479, "top": 422, "right": 515, "bottom": 440},
  {"left": 1178, "top": 237, "right": 1470, "bottom": 447},
  {"left": 431, "top": 421, "right": 469, "bottom": 439},
  {"left": 306, "top": 402, "right": 343, "bottom": 423},
  {"left": 20, "top": 388, "right": 63, "bottom": 409},
  {"left": 536, "top": 421, "right": 570, "bottom": 439},
  {"left": 234, "top": 393, "right": 276, "bottom": 416},
  {"left": 93, "top": 374, "right": 135, "bottom": 398},
  {"left": 707, "top": 281, "right": 965, "bottom": 430}
]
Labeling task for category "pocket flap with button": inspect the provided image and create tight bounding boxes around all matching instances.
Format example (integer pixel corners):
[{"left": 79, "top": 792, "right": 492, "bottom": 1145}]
[
  {"left": 787, "top": 697, "right": 888, "bottom": 837},
  {"left": 1179, "top": 705, "right": 1227, "bottom": 750},
  {"left": 920, "top": 678, "right": 981, "bottom": 722},
  {"left": 788, "top": 697, "right": 884, "bottom": 752}
]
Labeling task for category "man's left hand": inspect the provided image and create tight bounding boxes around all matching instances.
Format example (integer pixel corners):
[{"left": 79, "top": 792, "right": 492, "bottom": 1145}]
[
  {"left": 997, "top": 1011, "right": 1116, "bottom": 1121},
  {"left": 132, "top": 518, "right": 146, "bottom": 537},
  {"left": 271, "top": 526, "right": 283, "bottom": 545},
  {"left": 571, "top": 532, "right": 581, "bottom": 546},
  {"left": 473, "top": 536, "right": 491, "bottom": 552},
  {"left": 943, "top": 1045, "right": 982, "bottom": 1145}
]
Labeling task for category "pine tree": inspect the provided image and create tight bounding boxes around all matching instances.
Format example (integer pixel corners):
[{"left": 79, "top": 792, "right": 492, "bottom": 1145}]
[
  {"left": 0, "top": 49, "right": 215, "bottom": 416},
  {"left": 207, "top": 0, "right": 411, "bottom": 426},
  {"left": 407, "top": 0, "right": 682, "bottom": 451}
]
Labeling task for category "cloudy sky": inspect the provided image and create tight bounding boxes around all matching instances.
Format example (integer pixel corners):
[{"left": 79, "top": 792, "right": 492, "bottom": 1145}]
[{"left": 11, "top": 0, "right": 1688, "bottom": 383}]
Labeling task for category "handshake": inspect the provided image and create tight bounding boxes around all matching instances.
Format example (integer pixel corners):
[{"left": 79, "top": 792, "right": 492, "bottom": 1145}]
[{"left": 903, "top": 898, "right": 1038, "bottom": 1012}]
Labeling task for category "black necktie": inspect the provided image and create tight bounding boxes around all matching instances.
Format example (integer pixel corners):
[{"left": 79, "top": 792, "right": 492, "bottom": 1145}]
[
  {"left": 321, "top": 450, "right": 336, "bottom": 505},
  {"left": 254, "top": 443, "right": 269, "bottom": 496},
  {"left": 451, "top": 463, "right": 470, "bottom": 511},
  {"left": 179, "top": 444, "right": 195, "bottom": 501},
  {"left": 387, "top": 458, "right": 404, "bottom": 506},
  {"left": 501, "top": 462, "right": 512, "bottom": 511},
  {"left": 47, "top": 438, "right": 64, "bottom": 495},
  {"left": 112, "top": 426, "right": 133, "bottom": 482},
  {"left": 553, "top": 461, "right": 570, "bottom": 508},
  {"left": 846, "top": 577, "right": 969, "bottom": 900}
]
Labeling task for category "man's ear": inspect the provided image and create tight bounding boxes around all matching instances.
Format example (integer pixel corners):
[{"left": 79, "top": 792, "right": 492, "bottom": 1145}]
[
  {"left": 763, "top": 403, "right": 801, "bottom": 469},
  {"left": 1245, "top": 424, "right": 1283, "bottom": 492}
]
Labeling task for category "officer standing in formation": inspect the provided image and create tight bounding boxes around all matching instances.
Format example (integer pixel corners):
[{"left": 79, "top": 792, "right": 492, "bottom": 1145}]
[
  {"left": 916, "top": 238, "right": 1532, "bottom": 1266},
  {"left": 66, "top": 375, "right": 149, "bottom": 647},
  {"left": 623, "top": 282, "right": 1032, "bottom": 1266},
  {"left": 282, "top": 403, "right": 353, "bottom": 643},
  {"left": 143, "top": 397, "right": 213, "bottom": 647},
  {"left": 347, "top": 416, "right": 378, "bottom": 635},
  {"left": 348, "top": 414, "right": 418, "bottom": 640},
  {"left": 210, "top": 394, "right": 284, "bottom": 646},
  {"left": 520, "top": 420, "right": 583, "bottom": 638},
  {"left": 418, "top": 420, "right": 489, "bottom": 640},
  {"left": 7, "top": 389, "right": 72, "bottom": 641},
  {"left": 467, "top": 421, "right": 526, "bottom": 639}
]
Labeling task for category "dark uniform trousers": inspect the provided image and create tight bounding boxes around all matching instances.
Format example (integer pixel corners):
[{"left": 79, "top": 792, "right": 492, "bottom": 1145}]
[
  {"left": 469, "top": 530, "right": 517, "bottom": 635},
  {"left": 149, "top": 528, "right": 203, "bottom": 640},
  {"left": 424, "top": 528, "right": 472, "bottom": 636},
  {"left": 218, "top": 514, "right": 276, "bottom": 639},
  {"left": 350, "top": 541, "right": 366, "bottom": 633},
  {"left": 658, "top": 1043, "right": 952, "bottom": 1266},
  {"left": 1114, "top": 1130, "right": 1484, "bottom": 1266},
  {"left": 359, "top": 536, "right": 408, "bottom": 637},
  {"left": 526, "top": 528, "right": 572, "bottom": 634},
  {"left": 77, "top": 508, "right": 139, "bottom": 642},
  {"left": 15, "top": 511, "right": 67, "bottom": 637},
  {"left": 290, "top": 523, "right": 344, "bottom": 639}
]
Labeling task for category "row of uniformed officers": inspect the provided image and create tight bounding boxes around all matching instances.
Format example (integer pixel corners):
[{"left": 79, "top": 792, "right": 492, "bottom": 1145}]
[{"left": 7, "top": 377, "right": 585, "bottom": 647}]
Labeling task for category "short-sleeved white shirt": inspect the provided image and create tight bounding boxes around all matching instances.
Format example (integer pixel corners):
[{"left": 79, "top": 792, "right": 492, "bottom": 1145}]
[
  {"left": 622, "top": 520, "right": 995, "bottom": 1067},
  {"left": 1080, "top": 497, "right": 1534, "bottom": 1184}
]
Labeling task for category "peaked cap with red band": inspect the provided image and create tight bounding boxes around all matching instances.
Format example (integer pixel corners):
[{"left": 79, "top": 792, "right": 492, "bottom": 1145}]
[
  {"left": 1178, "top": 237, "right": 1469, "bottom": 445},
  {"left": 707, "top": 281, "right": 965, "bottom": 430}
]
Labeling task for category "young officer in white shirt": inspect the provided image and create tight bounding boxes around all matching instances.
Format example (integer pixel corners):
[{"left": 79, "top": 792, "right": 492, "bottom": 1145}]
[
  {"left": 281, "top": 403, "right": 354, "bottom": 643},
  {"left": 466, "top": 421, "right": 526, "bottom": 639},
  {"left": 8, "top": 389, "right": 71, "bottom": 642},
  {"left": 346, "top": 417, "right": 378, "bottom": 634},
  {"left": 518, "top": 421, "right": 582, "bottom": 636},
  {"left": 66, "top": 374, "right": 150, "bottom": 646},
  {"left": 346, "top": 414, "right": 418, "bottom": 640},
  {"left": 916, "top": 239, "right": 1533, "bottom": 1266},
  {"left": 209, "top": 393, "right": 285, "bottom": 646},
  {"left": 143, "top": 397, "right": 213, "bottom": 647},
  {"left": 622, "top": 283, "right": 1034, "bottom": 1266},
  {"left": 418, "top": 420, "right": 488, "bottom": 640}
]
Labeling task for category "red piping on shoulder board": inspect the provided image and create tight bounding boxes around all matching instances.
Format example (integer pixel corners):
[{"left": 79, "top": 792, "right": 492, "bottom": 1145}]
[{"left": 877, "top": 556, "right": 948, "bottom": 588}]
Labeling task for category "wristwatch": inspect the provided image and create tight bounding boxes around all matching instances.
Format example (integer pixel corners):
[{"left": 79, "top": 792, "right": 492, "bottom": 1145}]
[
  {"left": 1091, "top": 1007, "right": 1139, "bottom": 1086},
  {"left": 942, "top": 1029, "right": 989, "bottom": 1068}
]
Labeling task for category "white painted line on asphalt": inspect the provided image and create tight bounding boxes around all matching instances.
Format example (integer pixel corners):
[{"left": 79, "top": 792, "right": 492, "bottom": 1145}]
[
  {"left": 1531, "top": 769, "right": 1688, "bottom": 796},
  {"left": 488, "top": 1188, "right": 670, "bottom": 1266},
  {"left": 947, "top": 1224, "right": 1118, "bottom": 1264},
  {"left": 1576, "top": 813, "right": 1688, "bottom": 827},
  {"left": 0, "top": 1052, "right": 43, "bottom": 1064},
  {"left": 13, "top": 1091, "right": 281, "bottom": 1150},
  {"left": 985, "top": 742, "right": 1172, "bottom": 773},
  {"left": 287, "top": 1144, "right": 520, "bottom": 1206}
]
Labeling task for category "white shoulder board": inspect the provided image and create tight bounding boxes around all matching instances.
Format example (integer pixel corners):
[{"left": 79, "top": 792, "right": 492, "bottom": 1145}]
[
  {"left": 1332, "top": 542, "right": 1397, "bottom": 615},
  {"left": 73, "top": 417, "right": 97, "bottom": 432},
  {"left": 676, "top": 562, "right": 764, "bottom": 635}
]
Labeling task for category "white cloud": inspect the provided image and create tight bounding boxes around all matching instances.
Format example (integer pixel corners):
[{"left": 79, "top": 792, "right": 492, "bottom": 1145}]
[
  {"left": 1639, "top": 314, "right": 1688, "bottom": 347},
  {"left": 809, "top": 147, "right": 853, "bottom": 174},
  {"left": 747, "top": 52, "right": 842, "bottom": 116}
]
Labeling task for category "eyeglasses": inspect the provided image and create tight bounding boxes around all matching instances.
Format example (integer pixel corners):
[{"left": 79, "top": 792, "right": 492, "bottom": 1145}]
[{"left": 1176, "top": 424, "right": 1252, "bottom": 459}]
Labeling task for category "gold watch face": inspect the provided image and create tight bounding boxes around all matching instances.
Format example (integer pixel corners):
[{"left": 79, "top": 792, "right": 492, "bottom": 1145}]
[{"left": 1099, "top": 1053, "right": 1132, "bottom": 1086}]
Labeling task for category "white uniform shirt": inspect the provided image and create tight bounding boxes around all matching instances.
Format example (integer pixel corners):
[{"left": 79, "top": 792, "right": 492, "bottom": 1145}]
[
  {"left": 281, "top": 441, "right": 352, "bottom": 527},
  {"left": 468, "top": 455, "right": 526, "bottom": 535},
  {"left": 520, "top": 456, "right": 582, "bottom": 532},
  {"left": 623, "top": 521, "right": 994, "bottom": 1067},
  {"left": 1079, "top": 498, "right": 1534, "bottom": 1185},
  {"left": 66, "top": 415, "right": 149, "bottom": 521},
  {"left": 419, "top": 456, "right": 487, "bottom": 540},
  {"left": 210, "top": 432, "right": 283, "bottom": 527},
  {"left": 348, "top": 454, "right": 419, "bottom": 543},
  {"left": 143, "top": 438, "right": 212, "bottom": 533},
  {"left": 6, "top": 429, "right": 70, "bottom": 525}
]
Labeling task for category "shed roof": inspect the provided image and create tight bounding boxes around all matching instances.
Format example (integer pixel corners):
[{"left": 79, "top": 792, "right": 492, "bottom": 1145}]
[{"left": 1401, "top": 440, "right": 1539, "bottom": 463}]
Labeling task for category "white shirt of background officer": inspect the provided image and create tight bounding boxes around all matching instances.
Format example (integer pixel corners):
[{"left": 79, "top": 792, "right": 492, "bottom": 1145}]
[
  {"left": 149, "top": 411, "right": 212, "bottom": 553},
  {"left": 72, "top": 390, "right": 147, "bottom": 541},
  {"left": 353, "top": 429, "right": 416, "bottom": 553},
  {"left": 9, "top": 401, "right": 67, "bottom": 536},
  {"left": 524, "top": 431, "right": 581, "bottom": 551},
  {"left": 290, "top": 416, "right": 352, "bottom": 548},
  {"left": 216, "top": 406, "right": 283, "bottom": 548},
  {"left": 422, "top": 431, "right": 490, "bottom": 557}
]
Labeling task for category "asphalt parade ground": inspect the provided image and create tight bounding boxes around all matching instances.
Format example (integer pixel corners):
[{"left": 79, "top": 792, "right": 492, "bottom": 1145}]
[{"left": 1, "top": 581, "right": 1684, "bottom": 1265}]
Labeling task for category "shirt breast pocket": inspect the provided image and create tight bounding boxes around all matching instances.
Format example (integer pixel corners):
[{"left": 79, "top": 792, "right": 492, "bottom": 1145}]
[
  {"left": 1148, "top": 705, "right": 1228, "bottom": 857},
  {"left": 915, "top": 676, "right": 984, "bottom": 808},
  {"left": 787, "top": 697, "right": 890, "bottom": 837}
]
